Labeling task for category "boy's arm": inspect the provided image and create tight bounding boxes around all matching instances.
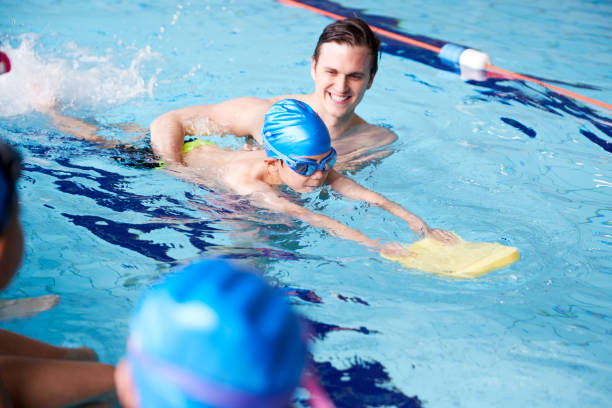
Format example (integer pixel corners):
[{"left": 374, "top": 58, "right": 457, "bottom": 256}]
[
  {"left": 249, "top": 188, "right": 400, "bottom": 252},
  {"left": 327, "top": 170, "right": 457, "bottom": 243},
  {"left": 150, "top": 97, "right": 273, "bottom": 164},
  {"left": 0, "top": 356, "right": 115, "bottom": 408}
]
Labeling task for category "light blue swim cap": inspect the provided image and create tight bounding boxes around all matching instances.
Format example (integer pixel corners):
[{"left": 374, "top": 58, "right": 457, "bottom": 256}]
[
  {"left": 262, "top": 99, "right": 331, "bottom": 158},
  {"left": 127, "top": 259, "right": 307, "bottom": 408}
]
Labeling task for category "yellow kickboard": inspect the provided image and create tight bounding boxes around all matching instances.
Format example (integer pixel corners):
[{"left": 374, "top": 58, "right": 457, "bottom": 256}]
[{"left": 382, "top": 233, "right": 519, "bottom": 279}]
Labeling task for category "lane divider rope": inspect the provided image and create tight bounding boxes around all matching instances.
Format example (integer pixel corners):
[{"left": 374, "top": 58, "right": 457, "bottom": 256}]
[{"left": 277, "top": 0, "right": 612, "bottom": 111}]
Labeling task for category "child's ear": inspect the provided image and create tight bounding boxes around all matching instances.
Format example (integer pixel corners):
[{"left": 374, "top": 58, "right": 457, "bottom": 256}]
[{"left": 264, "top": 158, "right": 282, "bottom": 173}]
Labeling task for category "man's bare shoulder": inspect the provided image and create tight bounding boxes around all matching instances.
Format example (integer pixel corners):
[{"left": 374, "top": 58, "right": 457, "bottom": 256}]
[{"left": 343, "top": 122, "right": 397, "bottom": 146}]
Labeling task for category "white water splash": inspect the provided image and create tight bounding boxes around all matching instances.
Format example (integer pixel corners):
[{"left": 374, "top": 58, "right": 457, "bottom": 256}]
[{"left": 0, "top": 34, "right": 161, "bottom": 117}]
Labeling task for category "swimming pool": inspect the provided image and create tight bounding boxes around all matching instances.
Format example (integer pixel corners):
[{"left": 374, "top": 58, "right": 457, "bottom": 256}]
[{"left": 1, "top": 0, "right": 611, "bottom": 406}]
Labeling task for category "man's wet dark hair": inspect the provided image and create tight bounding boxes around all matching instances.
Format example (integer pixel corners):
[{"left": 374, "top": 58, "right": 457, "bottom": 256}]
[{"left": 312, "top": 17, "right": 381, "bottom": 77}]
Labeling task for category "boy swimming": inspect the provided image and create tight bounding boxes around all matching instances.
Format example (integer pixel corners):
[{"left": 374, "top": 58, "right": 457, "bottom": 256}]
[{"left": 154, "top": 99, "right": 456, "bottom": 251}]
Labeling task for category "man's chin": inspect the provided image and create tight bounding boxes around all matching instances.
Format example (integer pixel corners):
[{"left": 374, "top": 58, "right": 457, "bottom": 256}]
[{"left": 325, "top": 100, "right": 354, "bottom": 118}]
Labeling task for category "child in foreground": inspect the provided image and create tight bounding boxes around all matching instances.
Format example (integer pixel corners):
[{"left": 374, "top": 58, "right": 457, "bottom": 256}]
[
  {"left": 114, "top": 258, "right": 334, "bottom": 408},
  {"left": 0, "top": 140, "right": 114, "bottom": 408},
  {"left": 153, "top": 98, "right": 456, "bottom": 253}
]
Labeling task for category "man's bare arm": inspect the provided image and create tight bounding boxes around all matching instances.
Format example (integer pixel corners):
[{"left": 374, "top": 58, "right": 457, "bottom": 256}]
[{"left": 150, "top": 97, "right": 273, "bottom": 164}]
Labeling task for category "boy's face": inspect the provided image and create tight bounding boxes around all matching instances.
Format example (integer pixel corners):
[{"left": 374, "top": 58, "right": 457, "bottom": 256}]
[
  {"left": 311, "top": 42, "right": 374, "bottom": 121},
  {"left": 276, "top": 150, "right": 334, "bottom": 193}
]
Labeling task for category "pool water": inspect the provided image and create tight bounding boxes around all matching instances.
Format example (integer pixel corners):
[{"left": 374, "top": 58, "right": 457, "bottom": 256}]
[{"left": 1, "top": 0, "right": 611, "bottom": 407}]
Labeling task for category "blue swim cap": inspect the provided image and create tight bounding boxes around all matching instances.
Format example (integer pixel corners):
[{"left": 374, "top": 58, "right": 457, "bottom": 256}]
[
  {"left": 262, "top": 99, "right": 331, "bottom": 158},
  {"left": 127, "top": 259, "right": 307, "bottom": 408}
]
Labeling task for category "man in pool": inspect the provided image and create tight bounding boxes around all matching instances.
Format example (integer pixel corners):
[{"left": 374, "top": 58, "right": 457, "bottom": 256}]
[
  {"left": 151, "top": 17, "right": 396, "bottom": 171},
  {"left": 156, "top": 98, "right": 455, "bottom": 250}
]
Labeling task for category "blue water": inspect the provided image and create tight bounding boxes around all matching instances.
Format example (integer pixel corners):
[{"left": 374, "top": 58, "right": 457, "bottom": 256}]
[{"left": 1, "top": 1, "right": 611, "bottom": 407}]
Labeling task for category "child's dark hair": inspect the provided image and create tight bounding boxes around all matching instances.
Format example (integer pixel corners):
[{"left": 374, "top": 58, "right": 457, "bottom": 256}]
[{"left": 0, "top": 141, "right": 21, "bottom": 233}]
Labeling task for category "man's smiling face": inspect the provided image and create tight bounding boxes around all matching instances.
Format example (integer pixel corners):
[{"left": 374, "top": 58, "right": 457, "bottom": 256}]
[{"left": 311, "top": 42, "right": 374, "bottom": 122}]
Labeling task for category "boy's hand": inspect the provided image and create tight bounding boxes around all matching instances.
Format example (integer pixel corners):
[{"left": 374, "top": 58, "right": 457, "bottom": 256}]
[
  {"left": 378, "top": 242, "right": 414, "bottom": 258},
  {"left": 425, "top": 228, "right": 458, "bottom": 244}
]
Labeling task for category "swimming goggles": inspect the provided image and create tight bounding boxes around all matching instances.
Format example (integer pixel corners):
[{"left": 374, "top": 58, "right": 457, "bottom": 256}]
[
  {"left": 265, "top": 142, "right": 337, "bottom": 176},
  {"left": 0, "top": 142, "right": 21, "bottom": 232}
]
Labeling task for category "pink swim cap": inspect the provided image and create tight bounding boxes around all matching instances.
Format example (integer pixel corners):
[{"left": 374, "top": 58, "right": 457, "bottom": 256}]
[{"left": 0, "top": 52, "right": 11, "bottom": 75}]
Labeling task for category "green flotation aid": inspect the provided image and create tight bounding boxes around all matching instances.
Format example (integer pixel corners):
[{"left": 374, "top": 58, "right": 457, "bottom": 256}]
[
  {"left": 157, "top": 139, "right": 216, "bottom": 169},
  {"left": 182, "top": 139, "right": 215, "bottom": 153}
]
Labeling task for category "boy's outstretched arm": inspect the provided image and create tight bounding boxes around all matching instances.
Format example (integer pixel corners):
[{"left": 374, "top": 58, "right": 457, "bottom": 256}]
[
  {"left": 327, "top": 170, "right": 457, "bottom": 243},
  {"left": 250, "top": 189, "right": 406, "bottom": 253},
  {"left": 150, "top": 97, "right": 272, "bottom": 164}
]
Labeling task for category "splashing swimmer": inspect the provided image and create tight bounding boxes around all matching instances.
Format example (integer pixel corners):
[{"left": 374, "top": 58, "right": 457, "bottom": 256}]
[
  {"left": 40, "top": 18, "right": 396, "bottom": 171},
  {"left": 153, "top": 99, "right": 456, "bottom": 253}
]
